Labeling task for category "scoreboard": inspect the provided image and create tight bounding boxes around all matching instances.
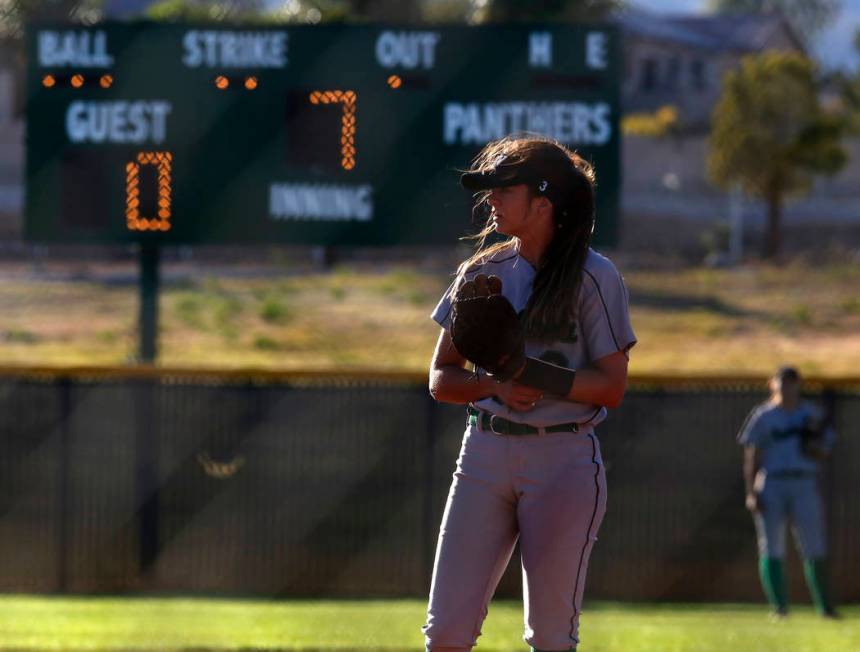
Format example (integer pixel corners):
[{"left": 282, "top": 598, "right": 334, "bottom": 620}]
[{"left": 25, "top": 22, "right": 620, "bottom": 246}]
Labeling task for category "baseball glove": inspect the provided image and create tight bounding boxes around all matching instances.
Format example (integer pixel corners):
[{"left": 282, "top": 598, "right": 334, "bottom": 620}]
[
  {"left": 450, "top": 274, "right": 526, "bottom": 381},
  {"left": 800, "top": 417, "right": 825, "bottom": 459}
]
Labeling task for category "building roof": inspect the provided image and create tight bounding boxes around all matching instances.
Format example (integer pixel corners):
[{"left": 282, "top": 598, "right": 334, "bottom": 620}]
[
  {"left": 618, "top": 9, "right": 723, "bottom": 50},
  {"left": 669, "top": 13, "right": 804, "bottom": 52},
  {"left": 618, "top": 9, "right": 805, "bottom": 54}
]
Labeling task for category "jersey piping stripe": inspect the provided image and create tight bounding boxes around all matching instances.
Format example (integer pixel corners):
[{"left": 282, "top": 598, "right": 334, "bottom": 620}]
[
  {"left": 433, "top": 252, "right": 522, "bottom": 327},
  {"left": 484, "top": 252, "right": 519, "bottom": 266},
  {"left": 736, "top": 404, "right": 765, "bottom": 443},
  {"left": 581, "top": 406, "right": 603, "bottom": 426},
  {"left": 583, "top": 268, "right": 621, "bottom": 352},
  {"left": 465, "top": 251, "right": 520, "bottom": 271},
  {"left": 568, "top": 432, "right": 601, "bottom": 644}
]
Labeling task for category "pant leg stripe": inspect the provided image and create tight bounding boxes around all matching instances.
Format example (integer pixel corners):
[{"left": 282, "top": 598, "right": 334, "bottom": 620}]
[{"left": 568, "top": 432, "right": 601, "bottom": 643}]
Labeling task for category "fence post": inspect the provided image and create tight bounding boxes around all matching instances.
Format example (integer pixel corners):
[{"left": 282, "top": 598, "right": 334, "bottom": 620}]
[{"left": 138, "top": 244, "right": 160, "bottom": 363}]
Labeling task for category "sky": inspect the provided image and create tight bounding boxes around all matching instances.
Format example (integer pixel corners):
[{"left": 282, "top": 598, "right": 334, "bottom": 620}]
[{"left": 630, "top": 0, "right": 860, "bottom": 72}]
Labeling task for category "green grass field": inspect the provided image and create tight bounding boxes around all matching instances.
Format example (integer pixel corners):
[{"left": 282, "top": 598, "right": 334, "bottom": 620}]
[
  {"left": 1, "top": 258, "right": 859, "bottom": 374},
  {"left": 0, "top": 596, "right": 856, "bottom": 652}
]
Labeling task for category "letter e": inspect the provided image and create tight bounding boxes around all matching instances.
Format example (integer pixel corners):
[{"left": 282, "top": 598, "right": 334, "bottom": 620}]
[{"left": 586, "top": 32, "right": 607, "bottom": 69}]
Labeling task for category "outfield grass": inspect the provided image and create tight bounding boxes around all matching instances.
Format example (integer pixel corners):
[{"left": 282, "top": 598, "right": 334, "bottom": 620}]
[
  {"left": 0, "top": 596, "right": 856, "bottom": 651},
  {"left": 1, "top": 259, "right": 859, "bottom": 374}
]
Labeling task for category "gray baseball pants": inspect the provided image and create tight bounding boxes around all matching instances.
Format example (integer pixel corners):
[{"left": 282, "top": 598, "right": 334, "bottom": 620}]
[
  {"left": 423, "top": 423, "right": 607, "bottom": 651},
  {"left": 754, "top": 473, "right": 827, "bottom": 559}
]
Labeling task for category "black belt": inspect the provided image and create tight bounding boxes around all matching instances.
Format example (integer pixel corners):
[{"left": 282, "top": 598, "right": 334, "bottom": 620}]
[
  {"left": 768, "top": 470, "right": 817, "bottom": 478},
  {"left": 467, "top": 406, "right": 580, "bottom": 436}
]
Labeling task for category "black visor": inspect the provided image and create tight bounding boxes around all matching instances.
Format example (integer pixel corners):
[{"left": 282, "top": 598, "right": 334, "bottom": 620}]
[
  {"left": 460, "top": 156, "right": 545, "bottom": 191},
  {"left": 461, "top": 162, "right": 571, "bottom": 212}
]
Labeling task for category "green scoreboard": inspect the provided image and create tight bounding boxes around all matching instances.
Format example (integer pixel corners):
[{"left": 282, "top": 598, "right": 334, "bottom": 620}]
[{"left": 25, "top": 22, "right": 620, "bottom": 246}]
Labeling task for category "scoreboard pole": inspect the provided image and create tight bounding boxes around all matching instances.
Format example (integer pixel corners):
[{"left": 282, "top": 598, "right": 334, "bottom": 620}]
[
  {"left": 138, "top": 243, "right": 159, "bottom": 363},
  {"left": 136, "top": 243, "right": 161, "bottom": 572}
]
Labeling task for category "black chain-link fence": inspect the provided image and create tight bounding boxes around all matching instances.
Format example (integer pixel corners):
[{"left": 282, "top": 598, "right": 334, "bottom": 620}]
[{"left": 0, "top": 369, "right": 857, "bottom": 602}]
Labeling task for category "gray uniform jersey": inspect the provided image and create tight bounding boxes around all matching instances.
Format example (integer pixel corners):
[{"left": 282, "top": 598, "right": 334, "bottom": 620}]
[
  {"left": 737, "top": 401, "right": 836, "bottom": 473},
  {"left": 738, "top": 400, "right": 835, "bottom": 560},
  {"left": 431, "top": 246, "right": 637, "bottom": 427}
]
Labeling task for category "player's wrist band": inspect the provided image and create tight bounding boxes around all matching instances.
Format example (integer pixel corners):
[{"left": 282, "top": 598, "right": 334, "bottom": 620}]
[{"left": 516, "top": 357, "right": 576, "bottom": 396}]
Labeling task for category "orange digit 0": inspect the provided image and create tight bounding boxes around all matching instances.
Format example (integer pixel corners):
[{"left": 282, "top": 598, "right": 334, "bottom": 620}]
[{"left": 126, "top": 151, "right": 173, "bottom": 232}]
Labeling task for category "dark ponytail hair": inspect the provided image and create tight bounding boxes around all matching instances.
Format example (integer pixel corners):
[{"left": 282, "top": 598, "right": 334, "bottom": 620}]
[{"left": 456, "top": 134, "right": 596, "bottom": 341}]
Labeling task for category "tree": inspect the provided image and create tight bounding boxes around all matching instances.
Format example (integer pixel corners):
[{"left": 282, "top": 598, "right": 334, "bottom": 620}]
[
  {"left": 840, "top": 27, "right": 860, "bottom": 133},
  {"left": 145, "top": 0, "right": 268, "bottom": 22},
  {"left": 422, "top": 0, "right": 471, "bottom": 22},
  {"left": 1, "top": 0, "right": 103, "bottom": 40},
  {"left": 144, "top": 0, "right": 424, "bottom": 24},
  {"left": 476, "top": 0, "right": 623, "bottom": 23},
  {"left": 346, "top": 0, "right": 420, "bottom": 22},
  {"left": 708, "top": 0, "right": 840, "bottom": 48},
  {"left": 708, "top": 51, "right": 846, "bottom": 259}
]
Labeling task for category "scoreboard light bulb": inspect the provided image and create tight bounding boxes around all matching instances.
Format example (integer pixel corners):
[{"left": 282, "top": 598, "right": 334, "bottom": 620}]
[
  {"left": 215, "top": 75, "right": 229, "bottom": 90},
  {"left": 42, "top": 74, "right": 56, "bottom": 88},
  {"left": 71, "top": 74, "right": 85, "bottom": 88},
  {"left": 245, "top": 76, "right": 258, "bottom": 90},
  {"left": 387, "top": 75, "right": 402, "bottom": 89},
  {"left": 99, "top": 75, "right": 113, "bottom": 89}
]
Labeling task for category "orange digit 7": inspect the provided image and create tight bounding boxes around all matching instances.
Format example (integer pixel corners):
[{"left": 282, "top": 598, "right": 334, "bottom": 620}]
[{"left": 309, "top": 90, "right": 356, "bottom": 171}]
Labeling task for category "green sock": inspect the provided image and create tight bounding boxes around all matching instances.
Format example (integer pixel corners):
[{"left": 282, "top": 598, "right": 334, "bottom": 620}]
[
  {"left": 759, "top": 557, "right": 788, "bottom": 611},
  {"left": 803, "top": 558, "right": 833, "bottom": 614}
]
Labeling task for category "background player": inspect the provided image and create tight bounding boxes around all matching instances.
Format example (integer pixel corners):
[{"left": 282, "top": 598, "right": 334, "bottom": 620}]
[
  {"left": 422, "top": 135, "right": 636, "bottom": 652},
  {"left": 738, "top": 365, "right": 838, "bottom": 618}
]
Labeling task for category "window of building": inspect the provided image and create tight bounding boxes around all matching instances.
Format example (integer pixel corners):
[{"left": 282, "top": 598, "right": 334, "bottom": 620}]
[
  {"left": 691, "top": 59, "right": 707, "bottom": 91},
  {"left": 641, "top": 58, "right": 658, "bottom": 92},
  {"left": 666, "top": 56, "right": 680, "bottom": 90}
]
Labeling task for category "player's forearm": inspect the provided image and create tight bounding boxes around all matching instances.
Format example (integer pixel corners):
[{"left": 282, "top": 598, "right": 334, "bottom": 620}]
[
  {"left": 429, "top": 365, "right": 495, "bottom": 404},
  {"left": 743, "top": 448, "right": 759, "bottom": 494},
  {"left": 743, "top": 465, "right": 756, "bottom": 495},
  {"left": 564, "top": 367, "right": 626, "bottom": 408}
]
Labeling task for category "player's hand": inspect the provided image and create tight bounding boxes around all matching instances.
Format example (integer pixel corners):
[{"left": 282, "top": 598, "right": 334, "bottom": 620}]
[
  {"left": 493, "top": 379, "right": 543, "bottom": 412},
  {"left": 745, "top": 493, "right": 762, "bottom": 513}
]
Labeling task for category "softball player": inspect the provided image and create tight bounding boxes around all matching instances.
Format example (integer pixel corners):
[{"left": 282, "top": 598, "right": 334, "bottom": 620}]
[
  {"left": 738, "top": 366, "right": 838, "bottom": 618},
  {"left": 423, "top": 135, "right": 636, "bottom": 652}
]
